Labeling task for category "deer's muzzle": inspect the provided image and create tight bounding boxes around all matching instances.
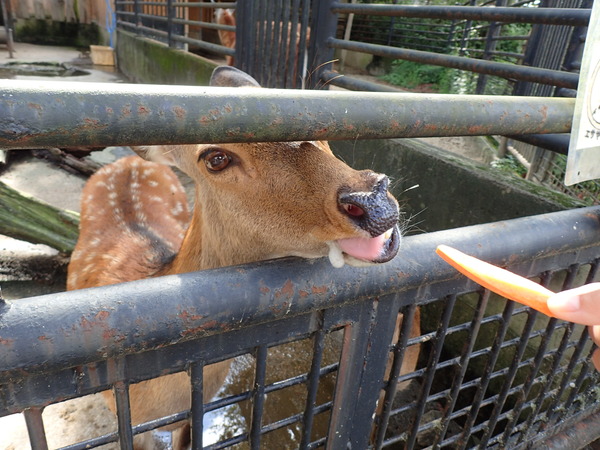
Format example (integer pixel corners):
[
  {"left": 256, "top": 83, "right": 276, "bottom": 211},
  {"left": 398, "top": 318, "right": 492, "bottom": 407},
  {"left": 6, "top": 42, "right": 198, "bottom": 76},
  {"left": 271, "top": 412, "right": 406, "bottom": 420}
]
[
  {"left": 338, "top": 176, "right": 399, "bottom": 237},
  {"left": 329, "top": 175, "right": 401, "bottom": 267}
]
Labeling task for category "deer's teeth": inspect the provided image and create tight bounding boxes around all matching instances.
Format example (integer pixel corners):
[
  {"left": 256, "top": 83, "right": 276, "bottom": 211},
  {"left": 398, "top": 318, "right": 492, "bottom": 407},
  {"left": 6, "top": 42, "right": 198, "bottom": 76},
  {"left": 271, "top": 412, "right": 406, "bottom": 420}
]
[{"left": 327, "top": 242, "right": 346, "bottom": 268}]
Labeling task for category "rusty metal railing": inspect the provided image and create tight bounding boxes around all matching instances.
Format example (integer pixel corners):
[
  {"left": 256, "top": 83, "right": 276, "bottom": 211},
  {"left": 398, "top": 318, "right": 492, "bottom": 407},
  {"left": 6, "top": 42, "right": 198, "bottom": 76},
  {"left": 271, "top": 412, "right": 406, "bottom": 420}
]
[
  {"left": 1, "top": 205, "right": 600, "bottom": 448},
  {"left": 0, "top": 80, "right": 574, "bottom": 149}
]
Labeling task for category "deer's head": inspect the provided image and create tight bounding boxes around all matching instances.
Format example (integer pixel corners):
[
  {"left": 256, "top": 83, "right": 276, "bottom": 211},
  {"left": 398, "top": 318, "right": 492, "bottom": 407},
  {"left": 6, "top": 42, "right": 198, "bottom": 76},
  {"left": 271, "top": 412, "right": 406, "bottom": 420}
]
[{"left": 134, "top": 67, "right": 402, "bottom": 269}]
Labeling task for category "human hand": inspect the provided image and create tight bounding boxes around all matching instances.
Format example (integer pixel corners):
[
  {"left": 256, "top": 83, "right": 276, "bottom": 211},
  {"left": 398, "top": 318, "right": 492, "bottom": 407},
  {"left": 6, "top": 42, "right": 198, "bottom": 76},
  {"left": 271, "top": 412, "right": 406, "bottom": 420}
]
[{"left": 547, "top": 282, "right": 600, "bottom": 371}]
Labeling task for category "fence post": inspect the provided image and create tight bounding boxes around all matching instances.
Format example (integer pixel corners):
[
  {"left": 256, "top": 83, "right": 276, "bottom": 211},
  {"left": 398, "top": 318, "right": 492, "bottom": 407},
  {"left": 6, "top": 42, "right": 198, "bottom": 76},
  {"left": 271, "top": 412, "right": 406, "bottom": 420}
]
[
  {"left": 133, "top": 0, "right": 140, "bottom": 35},
  {"left": 475, "top": 0, "right": 506, "bottom": 94},
  {"left": 326, "top": 295, "right": 401, "bottom": 448},
  {"left": 235, "top": 0, "right": 256, "bottom": 78},
  {"left": 166, "top": 0, "right": 174, "bottom": 48},
  {"left": 307, "top": 0, "right": 339, "bottom": 89}
]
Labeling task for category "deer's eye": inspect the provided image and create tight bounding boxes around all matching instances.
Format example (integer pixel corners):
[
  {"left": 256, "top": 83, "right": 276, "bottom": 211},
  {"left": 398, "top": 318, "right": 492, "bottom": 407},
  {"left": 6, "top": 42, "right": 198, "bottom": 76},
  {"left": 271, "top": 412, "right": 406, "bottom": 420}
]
[{"left": 203, "top": 149, "right": 231, "bottom": 172}]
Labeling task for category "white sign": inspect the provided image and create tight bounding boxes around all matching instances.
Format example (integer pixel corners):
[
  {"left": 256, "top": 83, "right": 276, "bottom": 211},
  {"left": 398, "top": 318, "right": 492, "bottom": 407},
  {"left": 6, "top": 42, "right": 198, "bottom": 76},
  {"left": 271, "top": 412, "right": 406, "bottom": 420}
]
[{"left": 566, "top": 1, "right": 600, "bottom": 186}]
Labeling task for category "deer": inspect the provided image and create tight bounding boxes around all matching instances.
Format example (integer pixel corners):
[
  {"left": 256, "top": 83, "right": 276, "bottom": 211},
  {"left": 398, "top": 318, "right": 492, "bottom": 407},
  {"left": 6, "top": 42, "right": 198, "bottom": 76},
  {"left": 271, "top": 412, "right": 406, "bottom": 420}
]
[{"left": 67, "top": 66, "right": 420, "bottom": 449}]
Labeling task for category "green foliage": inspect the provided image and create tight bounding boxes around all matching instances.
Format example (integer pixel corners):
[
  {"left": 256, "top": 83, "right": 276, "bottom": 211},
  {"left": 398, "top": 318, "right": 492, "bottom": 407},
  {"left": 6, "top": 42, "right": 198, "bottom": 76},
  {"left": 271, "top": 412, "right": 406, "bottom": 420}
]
[
  {"left": 381, "top": 59, "right": 455, "bottom": 93},
  {"left": 491, "top": 156, "right": 527, "bottom": 178}
]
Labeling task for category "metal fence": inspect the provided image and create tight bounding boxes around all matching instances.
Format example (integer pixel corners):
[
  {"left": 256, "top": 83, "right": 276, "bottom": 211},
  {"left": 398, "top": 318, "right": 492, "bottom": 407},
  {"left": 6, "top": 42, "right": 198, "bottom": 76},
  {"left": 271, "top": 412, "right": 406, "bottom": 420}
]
[
  {"left": 113, "top": 0, "right": 598, "bottom": 203},
  {"left": 1, "top": 80, "right": 600, "bottom": 449}
]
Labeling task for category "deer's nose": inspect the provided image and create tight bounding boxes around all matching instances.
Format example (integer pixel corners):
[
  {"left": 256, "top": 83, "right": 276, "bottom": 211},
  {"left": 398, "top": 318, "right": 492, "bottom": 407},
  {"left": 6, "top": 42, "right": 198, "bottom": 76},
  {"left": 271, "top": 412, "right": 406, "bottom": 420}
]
[{"left": 339, "top": 176, "right": 399, "bottom": 237}]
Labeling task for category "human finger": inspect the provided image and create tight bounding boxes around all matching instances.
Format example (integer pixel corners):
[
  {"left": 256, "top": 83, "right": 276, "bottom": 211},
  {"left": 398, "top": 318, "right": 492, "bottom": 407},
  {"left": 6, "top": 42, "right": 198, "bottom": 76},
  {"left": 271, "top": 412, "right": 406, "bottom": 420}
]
[{"left": 547, "top": 283, "right": 600, "bottom": 325}]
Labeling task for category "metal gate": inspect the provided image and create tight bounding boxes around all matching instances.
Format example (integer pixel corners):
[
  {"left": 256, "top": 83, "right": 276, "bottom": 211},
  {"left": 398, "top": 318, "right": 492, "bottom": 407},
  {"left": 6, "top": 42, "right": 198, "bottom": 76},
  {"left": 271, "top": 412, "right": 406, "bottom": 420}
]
[{"left": 0, "top": 78, "right": 599, "bottom": 449}]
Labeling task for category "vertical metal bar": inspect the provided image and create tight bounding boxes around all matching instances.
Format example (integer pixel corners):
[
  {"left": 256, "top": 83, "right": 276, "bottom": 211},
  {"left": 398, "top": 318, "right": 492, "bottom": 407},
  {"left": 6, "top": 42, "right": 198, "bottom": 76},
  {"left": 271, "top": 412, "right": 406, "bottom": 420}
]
[
  {"left": 405, "top": 294, "right": 458, "bottom": 450},
  {"left": 432, "top": 290, "right": 491, "bottom": 448},
  {"left": 250, "top": 345, "right": 268, "bottom": 449},
  {"left": 374, "top": 302, "right": 419, "bottom": 448},
  {"left": 190, "top": 361, "right": 204, "bottom": 450},
  {"left": 254, "top": 0, "right": 267, "bottom": 85},
  {"left": 285, "top": 0, "right": 301, "bottom": 88},
  {"left": 326, "top": 299, "right": 382, "bottom": 448},
  {"left": 113, "top": 380, "right": 135, "bottom": 450},
  {"left": 456, "top": 300, "right": 517, "bottom": 449},
  {"left": 446, "top": 19, "right": 458, "bottom": 53},
  {"left": 307, "top": 0, "right": 338, "bottom": 89},
  {"left": 112, "top": 357, "right": 134, "bottom": 450},
  {"left": 235, "top": 1, "right": 248, "bottom": 71},
  {"left": 349, "top": 295, "right": 412, "bottom": 449},
  {"left": 23, "top": 407, "right": 49, "bottom": 450},
  {"left": 276, "top": 0, "right": 292, "bottom": 88},
  {"left": 385, "top": 0, "right": 399, "bottom": 47},
  {"left": 166, "top": 0, "right": 174, "bottom": 48},
  {"left": 134, "top": 0, "right": 141, "bottom": 35},
  {"left": 297, "top": 0, "right": 311, "bottom": 89},
  {"left": 264, "top": 0, "right": 279, "bottom": 87},
  {"left": 300, "top": 320, "right": 326, "bottom": 448},
  {"left": 475, "top": 0, "right": 506, "bottom": 95}
]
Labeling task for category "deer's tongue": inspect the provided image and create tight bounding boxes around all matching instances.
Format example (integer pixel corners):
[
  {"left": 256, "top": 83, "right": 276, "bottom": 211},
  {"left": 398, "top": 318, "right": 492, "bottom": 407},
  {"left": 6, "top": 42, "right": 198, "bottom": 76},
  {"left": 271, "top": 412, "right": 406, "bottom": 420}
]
[{"left": 336, "top": 232, "right": 389, "bottom": 261}]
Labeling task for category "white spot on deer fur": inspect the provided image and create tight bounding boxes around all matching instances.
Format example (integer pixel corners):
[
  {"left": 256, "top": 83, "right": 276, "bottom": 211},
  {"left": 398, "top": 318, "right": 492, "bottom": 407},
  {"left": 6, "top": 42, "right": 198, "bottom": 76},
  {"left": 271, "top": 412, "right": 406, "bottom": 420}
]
[
  {"left": 149, "top": 195, "right": 164, "bottom": 203},
  {"left": 142, "top": 168, "right": 155, "bottom": 178},
  {"left": 84, "top": 252, "right": 97, "bottom": 263},
  {"left": 148, "top": 180, "right": 159, "bottom": 188},
  {"left": 171, "top": 202, "right": 184, "bottom": 216},
  {"left": 108, "top": 192, "right": 117, "bottom": 200}
]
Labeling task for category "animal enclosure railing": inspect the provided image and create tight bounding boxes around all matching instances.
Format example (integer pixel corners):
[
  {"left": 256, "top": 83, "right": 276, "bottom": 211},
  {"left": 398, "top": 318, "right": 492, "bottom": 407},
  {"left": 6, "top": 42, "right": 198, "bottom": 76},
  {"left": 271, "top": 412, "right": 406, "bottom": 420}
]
[
  {"left": 113, "top": 0, "right": 596, "bottom": 201},
  {"left": 0, "top": 81, "right": 600, "bottom": 449}
]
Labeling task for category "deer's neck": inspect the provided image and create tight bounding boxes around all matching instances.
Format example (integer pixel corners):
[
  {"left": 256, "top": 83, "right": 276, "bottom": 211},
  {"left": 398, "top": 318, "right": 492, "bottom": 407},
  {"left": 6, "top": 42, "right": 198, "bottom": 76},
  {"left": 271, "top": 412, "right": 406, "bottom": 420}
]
[{"left": 162, "top": 200, "right": 272, "bottom": 275}]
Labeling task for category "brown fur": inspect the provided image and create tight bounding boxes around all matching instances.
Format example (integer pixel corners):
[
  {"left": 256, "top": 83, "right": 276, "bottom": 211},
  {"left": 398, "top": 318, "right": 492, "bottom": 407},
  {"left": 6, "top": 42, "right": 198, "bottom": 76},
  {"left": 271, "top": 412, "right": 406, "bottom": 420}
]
[
  {"left": 67, "top": 67, "right": 419, "bottom": 448},
  {"left": 215, "top": 9, "right": 236, "bottom": 66}
]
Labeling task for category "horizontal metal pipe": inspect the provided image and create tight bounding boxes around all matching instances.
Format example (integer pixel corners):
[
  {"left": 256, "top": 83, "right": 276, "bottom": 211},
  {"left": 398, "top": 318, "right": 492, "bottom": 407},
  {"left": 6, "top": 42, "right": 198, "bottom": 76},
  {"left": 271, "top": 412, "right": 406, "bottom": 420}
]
[
  {"left": 331, "top": 2, "right": 591, "bottom": 26},
  {"left": 171, "top": 2, "right": 236, "bottom": 8},
  {"left": 1, "top": 206, "right": 599, "bottom": 382},
  {"left": 329, "top": 39, "right": 579, "bottom": 89},
  {"left": 321, "top": 70, "right": 403, "bottom": 92},
  {"left": 171, "top": 33, "right": 235, "bottom": 55},
  {"left": 508, "top": 133, "right": 570, "bottom": 155},
  {"left": 172, "top": 17, "right": 234, "bottom": 32},
  {"left": 0, "top": 80, "right": 574, "bottom": 149}
]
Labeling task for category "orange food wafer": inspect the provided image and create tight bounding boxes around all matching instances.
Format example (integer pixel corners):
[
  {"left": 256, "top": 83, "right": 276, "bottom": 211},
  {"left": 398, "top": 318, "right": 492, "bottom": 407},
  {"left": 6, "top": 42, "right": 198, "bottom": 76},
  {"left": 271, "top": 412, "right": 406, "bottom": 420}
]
[{"left": 436, "top": 245, "right": 555, "bottom": 317}]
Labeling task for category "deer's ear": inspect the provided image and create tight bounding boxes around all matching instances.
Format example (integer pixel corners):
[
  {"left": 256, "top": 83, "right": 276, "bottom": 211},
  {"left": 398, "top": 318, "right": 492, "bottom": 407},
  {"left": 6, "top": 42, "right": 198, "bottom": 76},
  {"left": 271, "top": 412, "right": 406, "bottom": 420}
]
[
  {"left": 130, "top": 146, "right": 178, "bottom": 166},
  {"left": 209, "top": 66, "right": 261, "bottom": 88}
]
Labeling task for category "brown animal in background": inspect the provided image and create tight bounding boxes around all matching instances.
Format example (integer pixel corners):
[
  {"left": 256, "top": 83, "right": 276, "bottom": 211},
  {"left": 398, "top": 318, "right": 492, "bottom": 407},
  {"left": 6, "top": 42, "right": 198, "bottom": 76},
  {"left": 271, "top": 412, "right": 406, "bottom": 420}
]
[
  {"left": 215, "top": 8, "right": 236, "bottom": 66},
  {"left": 67, "top": 66, "right": 418, "bottom": 448}
]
